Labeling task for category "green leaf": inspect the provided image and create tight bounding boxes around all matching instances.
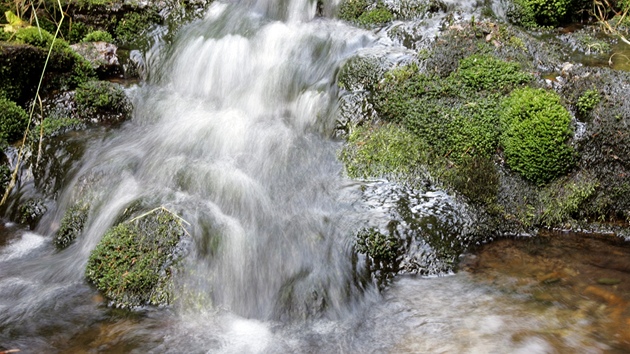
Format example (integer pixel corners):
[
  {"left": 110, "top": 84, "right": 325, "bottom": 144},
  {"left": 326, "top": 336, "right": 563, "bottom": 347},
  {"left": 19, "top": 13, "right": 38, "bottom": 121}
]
[{"left": 3, "top": 11, "right": 28, "bottom": 33}]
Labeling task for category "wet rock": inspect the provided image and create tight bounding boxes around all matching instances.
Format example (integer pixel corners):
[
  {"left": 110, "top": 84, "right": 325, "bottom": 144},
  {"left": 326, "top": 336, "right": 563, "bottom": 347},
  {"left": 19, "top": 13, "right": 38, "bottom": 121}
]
[
  {"left": 16, "top": 199, "right": 48, "bottom": 229},
  {"left": 74, "top": 80, "right": 133, "bottom": 124},
  {"left": 85, "top": 207, "right": 188, "bottom": 308},
  {"left": 54, "top": 202, "right": 90, "bottom": 249},
  {"left": 354, "top": 181, "right": 490, "bottom": 287},
  {"left": 70, "top": 42, "right": 122, "bottom": 78}
]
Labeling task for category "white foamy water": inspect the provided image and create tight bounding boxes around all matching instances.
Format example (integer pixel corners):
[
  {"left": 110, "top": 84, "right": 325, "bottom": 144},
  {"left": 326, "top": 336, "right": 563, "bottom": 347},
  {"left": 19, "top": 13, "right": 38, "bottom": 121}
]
[{"left": 0, "top": 232, "right": 46, "bottom": 262}]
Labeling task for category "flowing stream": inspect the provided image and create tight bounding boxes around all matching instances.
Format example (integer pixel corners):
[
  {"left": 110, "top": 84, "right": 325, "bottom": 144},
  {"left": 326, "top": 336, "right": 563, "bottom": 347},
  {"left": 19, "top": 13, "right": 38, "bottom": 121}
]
[{"left": 0, "top": 0, "right": 627, "bottom": 352}]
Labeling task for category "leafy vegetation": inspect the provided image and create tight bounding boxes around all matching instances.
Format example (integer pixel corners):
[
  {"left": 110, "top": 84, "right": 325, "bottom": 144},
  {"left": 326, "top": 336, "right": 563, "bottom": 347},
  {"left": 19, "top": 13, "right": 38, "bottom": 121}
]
[
  {"left": 576, "top": 88, "right": 601, "bottom": 116},
  {"left": 507, "top": 0, "right": 572, "bottom": 27},
  {"left": 499, "top": 87, "right": 575, "bottom": 185}
]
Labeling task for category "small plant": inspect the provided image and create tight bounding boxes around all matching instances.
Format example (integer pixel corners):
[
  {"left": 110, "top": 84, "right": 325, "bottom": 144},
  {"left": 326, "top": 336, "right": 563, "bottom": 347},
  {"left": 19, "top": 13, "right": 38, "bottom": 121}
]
[
  {"left": 500, "top": 87, "right": 575, "bottom": 185},
  {"left": 508, "top": 0, "right": 573, "bottom": 27},
  {"left": 576, "top": 89, "right": 601, "bottom": 116},
  {"left": 82, "top": 30, "right": 113, "bottom": 43},
  {"left": 356, "top": 227, "right": 401, "bottom": 264},
  {"left": 0, "top": 96, "right": 29, "bottom": 145}
]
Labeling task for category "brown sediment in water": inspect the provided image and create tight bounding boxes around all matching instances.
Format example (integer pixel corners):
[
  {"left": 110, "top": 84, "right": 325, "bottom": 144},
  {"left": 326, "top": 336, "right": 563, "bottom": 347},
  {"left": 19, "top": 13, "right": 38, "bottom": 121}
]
[{"left": 464, "top": 231, "right": 630, "bottom": 351}]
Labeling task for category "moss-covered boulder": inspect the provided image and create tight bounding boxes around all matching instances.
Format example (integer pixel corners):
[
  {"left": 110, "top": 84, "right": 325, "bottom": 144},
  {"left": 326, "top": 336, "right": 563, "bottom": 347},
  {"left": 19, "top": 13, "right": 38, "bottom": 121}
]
[
  {"left": 0, "top": 28, "right": 96, "bottom": 105},
  {"left": 75, "top": 80, "right": 131, "bottom": 123},
  {"left": 85, "top": 207, "right": 187, "bottom": 308}
]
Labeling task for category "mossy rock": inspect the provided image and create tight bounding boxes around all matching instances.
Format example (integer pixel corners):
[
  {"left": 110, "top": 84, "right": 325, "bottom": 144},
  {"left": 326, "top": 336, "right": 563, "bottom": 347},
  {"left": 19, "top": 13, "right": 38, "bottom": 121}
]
[
  {"left": 54, "top": 202, "right": 90, "bottom": 249},
  {"left": 34, "top": 117, "right": 86, "bottom": 139},
  {"left": 14, "top": 27, "right": 97, "bottom": 87},
  {"left": 356, "top": 5, "right": 393, "bottom": 27},
  {"left": 455, "top": 54, "right": 532, "bottom": 92},
  {"left": 0, "top": 96, "right": 29, "bottom": 145},
  {"left": 339, "top": 123, "right": 428, "bottom": 180},
  {"left": 1, "top": 28, "right": 96, "bottom": 104},
  {"left": 372, "top": 54, "right": 530, "bottom": 164},
  {"left": 538, "top": 172, "right": 598, "bottom": 227},
  {"left": 337, "top": 55, "right": 385, "bottom": 91},
  {"left": 337, "top": 0, "right": 370, "bottom": 22},
  {"left": 447, "top": 156, "right": 500, "bottom": 206},
  {"left": 499, "top": 87, "right": 575, "bottom": 185},
  {"left": 75, "top": 80, "right": 131, "bottom": 122},
  {"left": 114, "top": 10, "right": 162, "bottom": 48},
  {"left": 85, "top": 207, "right": 186, "bottom": 308},
  {"left": 0, "top": 43, "right": 47, "bottom": 104},
  {"left": 82, "top": 30, "right": 113, "bottom": 43}
]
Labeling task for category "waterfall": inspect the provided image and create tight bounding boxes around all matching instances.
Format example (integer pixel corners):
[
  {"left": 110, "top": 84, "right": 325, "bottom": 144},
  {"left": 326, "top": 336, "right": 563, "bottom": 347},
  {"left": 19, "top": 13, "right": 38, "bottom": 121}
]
[{"left": 5, "top": 0, "right": 384, "bottom": 321}]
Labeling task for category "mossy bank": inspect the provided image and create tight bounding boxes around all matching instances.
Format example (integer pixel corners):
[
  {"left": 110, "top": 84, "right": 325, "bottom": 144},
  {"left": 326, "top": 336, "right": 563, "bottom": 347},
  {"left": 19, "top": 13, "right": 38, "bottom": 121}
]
[{"left": 338, "top": 18, "right": 630, "bottom": 243}]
